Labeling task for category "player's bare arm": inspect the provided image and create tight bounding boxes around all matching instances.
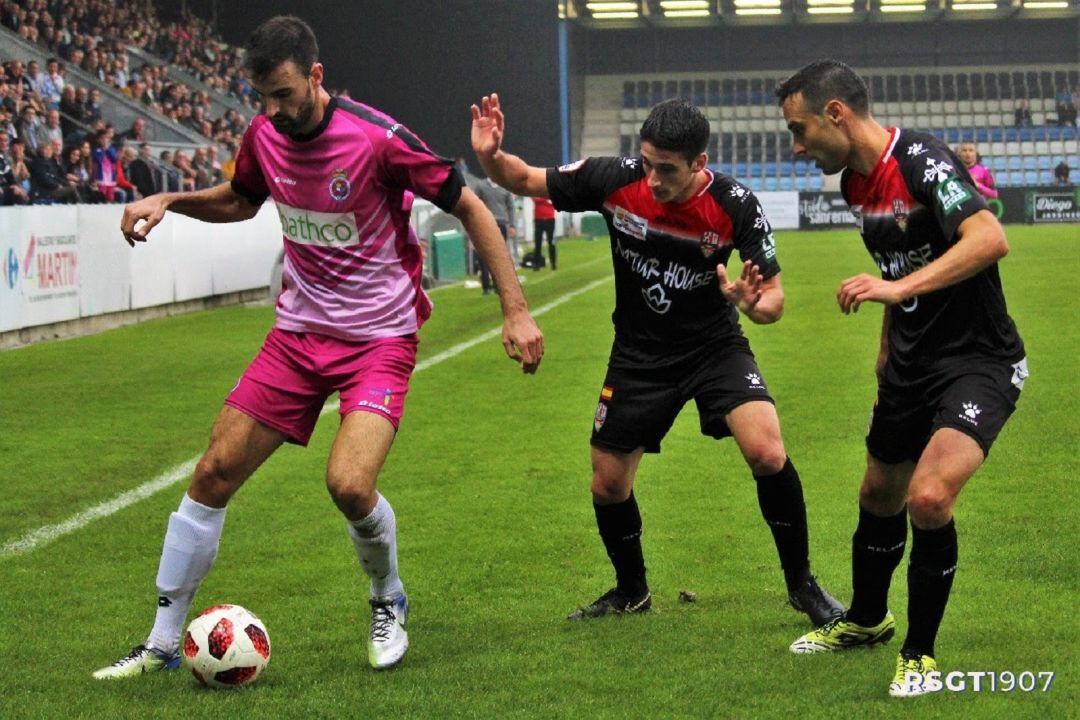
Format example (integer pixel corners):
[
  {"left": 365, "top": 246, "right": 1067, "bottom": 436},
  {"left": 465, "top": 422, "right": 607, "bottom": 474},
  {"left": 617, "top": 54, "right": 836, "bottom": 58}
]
[
  {"left": 451, "top": 187, "right": 545, "bottom": 374},
  {"left": 837, "top": 209, "right": 1007, "bottom": 314},
  {"left": 470, "top": 93, "right": 549, "bottom": 197},
  {"left": 120, "top": 182, "right": 262, "bottom": 247},
  {"left": 717, "top": 260, "right": 784, "bottom": 324}
]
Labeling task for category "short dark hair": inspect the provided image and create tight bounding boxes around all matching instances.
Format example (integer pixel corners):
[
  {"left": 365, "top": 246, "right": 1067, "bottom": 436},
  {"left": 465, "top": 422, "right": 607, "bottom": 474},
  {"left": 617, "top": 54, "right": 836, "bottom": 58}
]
[
  {"left": 639, "top": 99, "right": 710, "bottom": 163},
  {"left": 776, "top": 59, "right": 870, "bottom": 116},
  {"left": 244, "top": 16, "right": 318, "bottom": 80}
]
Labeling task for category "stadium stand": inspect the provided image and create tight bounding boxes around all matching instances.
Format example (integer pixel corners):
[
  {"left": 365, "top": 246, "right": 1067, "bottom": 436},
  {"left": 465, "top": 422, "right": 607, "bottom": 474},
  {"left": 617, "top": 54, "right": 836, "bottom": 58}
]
[
  {"left": 0, "top": 0, "right": 261, "bottom": 204},
  {"left": 599, "top": 66, "right": 1079, "bottom": 192}
]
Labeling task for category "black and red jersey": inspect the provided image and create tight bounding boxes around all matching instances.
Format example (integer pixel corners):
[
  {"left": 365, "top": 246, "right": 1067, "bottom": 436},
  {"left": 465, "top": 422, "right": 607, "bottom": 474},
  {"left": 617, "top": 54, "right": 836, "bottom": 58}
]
[
  {"left": 547, "top": 156, "right": 781, "bottom": 367},
  {"left": 841, "top": 128, "right": 1024, "bottom": 371}
]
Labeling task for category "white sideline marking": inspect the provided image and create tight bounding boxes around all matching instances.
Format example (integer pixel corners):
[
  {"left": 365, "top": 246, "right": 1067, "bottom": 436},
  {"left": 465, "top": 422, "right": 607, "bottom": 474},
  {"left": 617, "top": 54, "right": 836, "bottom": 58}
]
[{"left": 1, "top": 276, "right": 611, "bottom": 559}]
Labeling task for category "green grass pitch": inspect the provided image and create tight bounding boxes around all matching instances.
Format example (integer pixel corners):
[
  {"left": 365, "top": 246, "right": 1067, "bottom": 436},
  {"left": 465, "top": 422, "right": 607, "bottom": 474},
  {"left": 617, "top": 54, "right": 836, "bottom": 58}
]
[{"left": 0, "top": 225, "right": 1075, "bottom": 719}]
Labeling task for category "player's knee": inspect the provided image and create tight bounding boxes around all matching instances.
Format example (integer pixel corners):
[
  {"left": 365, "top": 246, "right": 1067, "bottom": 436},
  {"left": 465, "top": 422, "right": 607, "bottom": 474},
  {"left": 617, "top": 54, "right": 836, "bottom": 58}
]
[
  {"left": 326, "top": 468, "right": 378, "bottom": 518},
  {"left": 743, "top": 443, "right": 787, "bottom": 476},
  {"left": 907, "top": 488, "right": 954, "bottom": 526},
  {"left": 858, "top": 480, "right": 905, "bottom": 516},
  {"left": 590, "top": 471, "right": 631, "bottom": 504},
  {"left": 191, "top": 454, "right": 242, "bottom": 506}
]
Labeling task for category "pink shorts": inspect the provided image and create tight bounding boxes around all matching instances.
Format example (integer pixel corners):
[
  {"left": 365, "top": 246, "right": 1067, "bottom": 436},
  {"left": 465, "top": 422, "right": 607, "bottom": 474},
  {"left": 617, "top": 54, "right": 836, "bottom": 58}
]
[{"left": 226, "top": 328, "right": 418, "bottom": 446}]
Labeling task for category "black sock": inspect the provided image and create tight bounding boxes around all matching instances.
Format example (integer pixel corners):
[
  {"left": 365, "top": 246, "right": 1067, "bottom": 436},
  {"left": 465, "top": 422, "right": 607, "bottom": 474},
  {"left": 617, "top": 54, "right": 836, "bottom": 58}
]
[
  {"left": 549, "top": 243, "right": 557, "bottom": 269},
  {"left": 754, "top": 458, "right": 811, "bottom": 591},
  {"left": 902, "top": 520, "right": 958, "bottom": 658},
  {"left": 593, "top": 492, "right": 647, "bottom": 596},
  {"left": 847, "top": 505, "right": 907, "bottom": 627}
]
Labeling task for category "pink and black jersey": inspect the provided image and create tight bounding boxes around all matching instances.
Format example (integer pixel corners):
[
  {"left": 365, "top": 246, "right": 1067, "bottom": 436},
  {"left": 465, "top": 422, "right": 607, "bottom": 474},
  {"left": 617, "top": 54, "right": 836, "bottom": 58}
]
[
  {"left": 231, "top": 97, "right": 464, "bottom": 342},
  {"left": 547, "top": 157, "right": 780, "bottom": 367},
  {"left": 841, "top": 128, "right": 1023, "bottom": 371}
]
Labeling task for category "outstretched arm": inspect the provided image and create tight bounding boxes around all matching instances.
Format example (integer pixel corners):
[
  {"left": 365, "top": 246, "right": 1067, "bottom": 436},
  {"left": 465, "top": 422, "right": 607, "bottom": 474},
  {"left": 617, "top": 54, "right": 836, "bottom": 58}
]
[
  {"left": 471, "top": 93, "right": 550, "bottom": 197},
  {"left": 120, "top": 181, "right": 262, "bottom": 246},
  {"left": 836, "top": 209, "right": 1007, "bottom": 314},
  {"left": 452, "top": 186, "right": 545, "bottom": 374}
]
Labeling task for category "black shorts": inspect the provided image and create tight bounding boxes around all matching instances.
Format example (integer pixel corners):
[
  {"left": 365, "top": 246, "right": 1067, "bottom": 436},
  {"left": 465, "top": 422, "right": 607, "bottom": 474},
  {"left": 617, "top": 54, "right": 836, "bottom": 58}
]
[
  {"left": 590, "top": 342, "right": 774, "bottom": 454},
  {"left": 866, "top": 356, "right": 1028, "bottom": 464}
]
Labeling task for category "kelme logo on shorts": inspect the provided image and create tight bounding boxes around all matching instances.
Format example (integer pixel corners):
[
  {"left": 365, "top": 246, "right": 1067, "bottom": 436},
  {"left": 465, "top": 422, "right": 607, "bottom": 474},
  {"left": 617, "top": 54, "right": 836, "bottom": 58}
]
[
  {"left": 936, "top": 177, "right": 971, "bottom": 215},
  {"left": 276, "top": 202, "right": 360, "bottom": 246}
]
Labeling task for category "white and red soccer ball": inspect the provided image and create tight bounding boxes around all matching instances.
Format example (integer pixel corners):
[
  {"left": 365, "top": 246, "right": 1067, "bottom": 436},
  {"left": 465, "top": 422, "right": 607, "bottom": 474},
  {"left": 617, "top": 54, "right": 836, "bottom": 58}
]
[{"left": 182, "top": 604, "right": 271, "bottom": 688}]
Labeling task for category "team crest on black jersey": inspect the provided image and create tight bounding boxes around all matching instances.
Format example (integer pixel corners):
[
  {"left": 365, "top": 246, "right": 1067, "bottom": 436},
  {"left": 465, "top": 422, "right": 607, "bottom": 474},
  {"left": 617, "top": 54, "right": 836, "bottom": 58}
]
[
  {"left": 892, "top": 199, "right": 908, "bottom": 232},
  {"left": 700, "top": 230, "right": 721, "bottom": 257},
  {"left": 329, "top": 169, "right": 351, "bottom": 202}
]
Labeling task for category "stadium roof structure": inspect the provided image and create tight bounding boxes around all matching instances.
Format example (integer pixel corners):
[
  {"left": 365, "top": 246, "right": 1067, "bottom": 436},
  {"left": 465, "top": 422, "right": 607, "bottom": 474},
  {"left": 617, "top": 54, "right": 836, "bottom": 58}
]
[{"left": 558, "top": 0, "right": 1080, "bottom": 27}]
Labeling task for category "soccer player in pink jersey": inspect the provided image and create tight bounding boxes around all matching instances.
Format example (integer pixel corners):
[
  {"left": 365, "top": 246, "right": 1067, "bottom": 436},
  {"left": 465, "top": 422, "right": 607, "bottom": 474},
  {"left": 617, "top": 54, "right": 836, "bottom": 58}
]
[
  {"left": 956, "top": 142, "right": 998, "bottom": 200},
  {"left": 94, "top": 16, "right": 543, "bottom": 678}
]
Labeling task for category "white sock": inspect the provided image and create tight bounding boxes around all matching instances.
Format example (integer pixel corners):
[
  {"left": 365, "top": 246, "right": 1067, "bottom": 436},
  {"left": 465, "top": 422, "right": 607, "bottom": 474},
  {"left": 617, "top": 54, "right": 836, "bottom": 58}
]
[
  {"left": 347, "top": 493, "right": 404, "bottom": 599},
  {"left": 146, "top": 494, "right": 226, "bottom": 653}
]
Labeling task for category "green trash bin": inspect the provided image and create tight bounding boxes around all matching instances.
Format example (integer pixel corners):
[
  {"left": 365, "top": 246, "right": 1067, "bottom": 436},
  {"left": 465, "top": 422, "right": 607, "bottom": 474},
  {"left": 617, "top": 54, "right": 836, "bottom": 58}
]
[
  {"left": 430, "top": 230, "right": 467, "bottom": 281},
  {"left": 580, "top": 212, "right": 607, "bottom": 240}
]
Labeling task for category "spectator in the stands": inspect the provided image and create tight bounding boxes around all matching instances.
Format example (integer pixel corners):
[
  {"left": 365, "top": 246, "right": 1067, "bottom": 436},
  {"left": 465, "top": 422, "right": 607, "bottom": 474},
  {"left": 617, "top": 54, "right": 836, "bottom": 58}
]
[
  {"left": 0, "top": 107, "right": 15, "bottom": 143},
  {"left": 158, "top": 149, "right": 181, "bottom": 191},
  {"left": 35, "top": 108, "right": 63, "bottom": 151},
  {"left": 5, "top": 60, "right": 34, "bottom": 101},
  {"left": 90, "top": 127, "right": 128, "bottom": 202},
  {"left": 113, "top": 56, "right": 128, "bottom": 89},
  {"left": 126, "top": 142, "right": 157, "bottom": 197},
  {"left": 1055, "top": 160, "right": 1071, "bottom": 187},
  {"left": 190, "top": 145, "right": 217, "bottom": 188},
  {"left": 59, "top": 85, "right": 84, "bottom": 137},
  {"left": 0, "top": 131, "right": 30, "bottom": 205},
  {"left": 171, "top": 148, "right": 197, "bottom": 192},
  {"left": 114, "top": 145, "right": 138, "bottom": 201},
  {"left": 29, "top": 138, "right": 80, "bottom": 203},
  {"left": 120, "top": 117, "right": 147, "bottom": 144},
  {"left": 15, "top": 105, "right": 40, "bottom": 154},
  {"left": 25, "top": 59, "right": 41, "bottom": 94},
  {"left": 1014, "top": 99, "right": 1033, "bottom": 128},
  {"left": 62, "top": 143, "right": 102, "bottom": 202},
  {"left": 85, "top": 87, "right": 102, "bottom": 123},
  {"left": 39, "top": 58, "right": 64, "bottom": 109},
  {"left": 8, "top": 136, "right": 30, "bottom": 195}
]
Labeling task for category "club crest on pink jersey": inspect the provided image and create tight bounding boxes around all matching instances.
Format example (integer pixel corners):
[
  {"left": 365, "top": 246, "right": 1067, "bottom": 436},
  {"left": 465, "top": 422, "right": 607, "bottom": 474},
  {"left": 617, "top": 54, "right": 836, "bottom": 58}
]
[{"left": 329, "top": 169, "right": 351, "bottom": 202}]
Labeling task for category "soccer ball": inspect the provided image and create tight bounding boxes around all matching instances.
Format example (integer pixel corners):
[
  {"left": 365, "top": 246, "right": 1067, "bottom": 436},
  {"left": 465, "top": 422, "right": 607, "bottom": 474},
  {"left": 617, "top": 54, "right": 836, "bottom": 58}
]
[{"left": 182, "top": 604, "right": 271, "bottom": 688}]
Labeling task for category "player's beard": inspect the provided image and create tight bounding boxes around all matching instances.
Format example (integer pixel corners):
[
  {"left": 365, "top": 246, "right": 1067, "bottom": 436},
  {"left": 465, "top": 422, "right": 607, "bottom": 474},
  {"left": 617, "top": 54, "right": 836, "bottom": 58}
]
[{"left": 270, "top": 86, "right": 316, "bottom": 136}]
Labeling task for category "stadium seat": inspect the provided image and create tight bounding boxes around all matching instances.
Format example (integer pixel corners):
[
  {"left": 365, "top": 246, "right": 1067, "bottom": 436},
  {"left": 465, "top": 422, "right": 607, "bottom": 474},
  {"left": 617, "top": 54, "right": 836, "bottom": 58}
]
[
  {"left": 1024, "top": 170, "right": 1039, "bottom": 185},
  {"left": 1022, "top": 156, "right": 1038, "bottom": 171},
  {"left": 780, "top": 176, "right": 795, "bottom": 191},
  {"left": 1007, "top": 156, "right": 1023, "bottom": 171},
  {"left": 1038, "top": 170, "right": 1053, "bottom": 185},
  {"left": 764, "top": 177, "right": 779, "bottom": 191},
  {"left": 808, "top": 176, "right": 824, "bottom": 191}
]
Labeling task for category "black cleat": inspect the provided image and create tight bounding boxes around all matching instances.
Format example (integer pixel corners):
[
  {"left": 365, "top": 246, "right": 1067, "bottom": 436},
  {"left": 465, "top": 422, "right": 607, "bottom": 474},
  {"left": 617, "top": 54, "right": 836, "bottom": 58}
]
[
  {"left": 567, "top": 587, "right": 652, "bottom": 620},
  {"left": 788, "top": 575, "right": 845, "bottom": 627}
]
